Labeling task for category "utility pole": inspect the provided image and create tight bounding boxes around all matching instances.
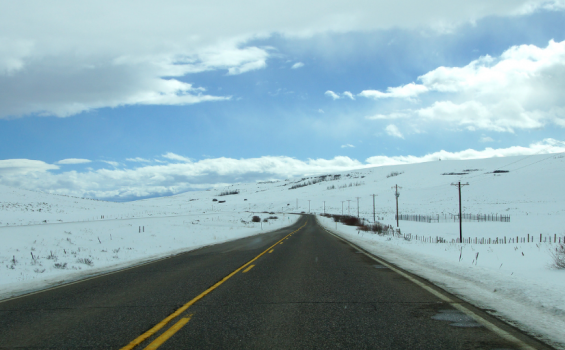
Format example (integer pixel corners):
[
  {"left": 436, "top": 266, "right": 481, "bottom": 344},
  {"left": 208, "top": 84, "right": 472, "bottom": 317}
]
[
  {"left": 392, "top": 185, "right": 402, "bottom": 227},
  {"left": 356, "top": 197, "right": 360, "bottom": 218},
  {"left": 308, "top": 200, "right": 311, "bottom": 213},
  {"left": 341, "top": 201, "right": 344, "bottom": 215},
  {"left": 371, "top": 194, "right": 377, "bottom": 222},
  {"left": 451, "top": 182, "right": 469, "bottom": 243},
  {"left": 347, "top": 200, "right": 351, "bottom": 215},
  {"left": 296, "top": 199, "right": 298, "bottom": 210}
]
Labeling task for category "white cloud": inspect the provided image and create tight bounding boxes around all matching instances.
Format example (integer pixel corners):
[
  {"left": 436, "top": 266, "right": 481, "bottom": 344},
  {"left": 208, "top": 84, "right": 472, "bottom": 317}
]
[
  {"left": 325, "top": 90, "right": 340, "bottom": 100},
  {"left": 385, "top": 124, "right": 404, "bottom": 138},
  {"left": 56, "top": 158, "right": 92, "bottom": 165},
  {"left": 162, "top": 152, "right": 193, "bottom": 163},
  {"left": 360, "top": 83, "right": 428, "bottom": 100},
  {"left": 291, "top": 62, "right": 304, "bottom": 69},
  {"left": 325, "top": 90, "right": 357, "bottom": 100},
  {"left": 479, "top": 136, "right": 495, "bottom": 143},
  {"left": 366, "top": 112, "right": 409, "bottom": 120},
  {"left": 361, "top": 39, "right": 565, "bottom": 132},
  {"left": 0, "top": 0, "right": 542, "bottom": 118},
  {"left": 101, "top": 160, "right": 120, "bottom": 167},
  {"left": 341, "top": 144, "right": 355, "bottom": 148},
  {"left": 343, "top": 91, "right": 355, "bottom": 100},
  {"left": 0, "top": 159, "right": 58, "bottom": 175},
  {"left": 126, "top": 157, "right": 151, "bottom": 163},
  {"left": 514, "top": 0, "right": 565, "bottom": 15},
  {"left": 366, "top": 138, "right": 565, "bottom": 166}
]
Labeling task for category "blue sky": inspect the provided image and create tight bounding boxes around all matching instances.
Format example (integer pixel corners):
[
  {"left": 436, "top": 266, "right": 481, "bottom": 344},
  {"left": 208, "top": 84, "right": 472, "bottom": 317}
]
[{"left": 1, "top": 1, "right": 565, "bottom": 200}]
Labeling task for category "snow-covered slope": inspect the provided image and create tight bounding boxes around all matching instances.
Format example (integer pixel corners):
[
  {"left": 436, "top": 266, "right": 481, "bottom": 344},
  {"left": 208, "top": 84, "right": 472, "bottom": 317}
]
[{"left": 1, "top": 153, "right": 564, "bottom": 347}]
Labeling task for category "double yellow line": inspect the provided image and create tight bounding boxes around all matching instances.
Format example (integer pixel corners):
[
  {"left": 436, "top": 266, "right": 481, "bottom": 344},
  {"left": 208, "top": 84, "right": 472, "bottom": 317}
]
[{"left": 121, "top": 221, "right": 308, "bottom": 350}]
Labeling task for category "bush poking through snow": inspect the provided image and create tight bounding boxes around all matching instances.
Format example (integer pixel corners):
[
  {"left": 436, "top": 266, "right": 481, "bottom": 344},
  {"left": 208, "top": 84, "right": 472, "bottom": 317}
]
[
  {"left": 321, "top": 213, "right": 391, "bottom": 234},
  {"left": 219, "top": 190, "right": 239, "bottom": 196},
  {"left": 357, "top": 222, "right": 390, "bottom": 234},
  {"left": 251, "top": 216, "right": 261, "bottom": 223},
  {"left": 550, "top": 243, "right": 565, "bottom": 269},
  {"left": 387, "top": 171, "right": 404, "bottom": 178},
  {"left": 54, "top": 263, "right": 67, "bottom": 269},
  {"left": 77, "top": 258, "right": 94, "bottom": 266},
  {"left": 46, "top": 251, "right": 57, "bottom": 260}
]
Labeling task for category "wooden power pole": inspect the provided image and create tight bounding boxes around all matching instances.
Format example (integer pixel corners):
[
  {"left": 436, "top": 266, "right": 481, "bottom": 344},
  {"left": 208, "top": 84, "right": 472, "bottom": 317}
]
[
  {"left": 451, "top": 182, "right": 469, "bottom": 243},
  {"left": 356, "top": 197, "right": 360, "bottom": 218},
  {"left": 392, "top": 185, "right": 402, "bottom": 227},
  {"left": 371, "top": 194, "right": 377, "bottom": 222}
]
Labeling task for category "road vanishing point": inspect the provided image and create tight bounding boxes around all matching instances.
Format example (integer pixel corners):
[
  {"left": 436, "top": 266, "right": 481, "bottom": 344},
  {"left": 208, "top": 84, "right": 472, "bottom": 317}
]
[{"left": 0, "top": 215, "right": 554, "bottom": 349}]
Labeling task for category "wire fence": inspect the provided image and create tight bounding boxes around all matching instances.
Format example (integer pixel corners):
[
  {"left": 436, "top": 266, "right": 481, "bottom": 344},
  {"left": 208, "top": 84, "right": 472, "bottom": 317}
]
[{"left": 396, "top": 213, "right": 511, "bottom": 223}]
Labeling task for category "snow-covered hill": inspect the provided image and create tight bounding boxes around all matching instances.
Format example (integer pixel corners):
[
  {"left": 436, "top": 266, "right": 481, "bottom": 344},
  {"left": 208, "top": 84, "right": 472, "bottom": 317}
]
[{"left": 1, "top": 152, "right": 564, "bottom": 348}]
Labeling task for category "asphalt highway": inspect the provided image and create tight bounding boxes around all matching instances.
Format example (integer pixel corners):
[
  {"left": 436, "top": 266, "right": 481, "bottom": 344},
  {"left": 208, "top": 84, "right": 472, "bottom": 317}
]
[{"left": 0, "top": 215, "right": 553, "bottom": 349}]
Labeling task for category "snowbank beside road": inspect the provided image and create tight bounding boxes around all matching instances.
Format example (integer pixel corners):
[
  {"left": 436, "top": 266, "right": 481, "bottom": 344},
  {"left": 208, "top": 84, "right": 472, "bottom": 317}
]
[{"left": 316, "top": 215, "right": 565, "bottom": 349}]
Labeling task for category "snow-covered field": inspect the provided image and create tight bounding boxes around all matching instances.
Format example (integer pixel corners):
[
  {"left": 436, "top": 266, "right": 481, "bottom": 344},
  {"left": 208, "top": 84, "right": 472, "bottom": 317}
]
[
  {"left": 1, "top": 152, "right": 564, "bottom": 347},
  {"left": 0, "top": 186, "right": 299, "bottom": 300}
]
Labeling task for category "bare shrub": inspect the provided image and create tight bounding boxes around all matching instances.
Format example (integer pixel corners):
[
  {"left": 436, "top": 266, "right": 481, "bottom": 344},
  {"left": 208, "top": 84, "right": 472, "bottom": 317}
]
[
  {"left": 46, "top": 251, "right": 57, "bottom": 261},
  {"left": 77, "top": 258, "right": 94, "bottom": 266},
  {"left": 219, "top": 190, "right": 239, "bottom": 196},
  {"left": 550, "top": 243, "right": 565, "bottom": 269},
  {"left": 387, "top": 171, "right": 404, "bottom": 178},
  {"left": 54, "top": 263, "right": 67, "bottom": 269},
  {"left": 340, "top": 215, "right": 363, "bottom": 226},
  {"left": 357, "top": 222, "right": 390, "bottom": 234},
  {"left": 251, "top": 216, "right": 261, "bottom": 223}
]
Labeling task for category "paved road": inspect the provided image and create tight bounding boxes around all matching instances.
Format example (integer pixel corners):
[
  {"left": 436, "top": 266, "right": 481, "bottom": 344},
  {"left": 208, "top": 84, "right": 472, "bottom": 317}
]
[{"left": 0, "top": 215, "right": 552, "bottom": 349}]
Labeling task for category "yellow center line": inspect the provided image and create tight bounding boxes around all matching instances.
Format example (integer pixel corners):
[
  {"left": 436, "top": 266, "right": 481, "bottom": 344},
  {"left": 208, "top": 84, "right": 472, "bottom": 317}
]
[
  {"left": 242, "top": 265, "right": 255, "bottom": 273},
  {"left": 120, "top": 221, "right": 307, "bottom": 350},
  {"left": 268, "top": 249, "right": 274, "bottom": 253},
  {"left": 143, "top": 316, "right": 192, "bottom": 350}
]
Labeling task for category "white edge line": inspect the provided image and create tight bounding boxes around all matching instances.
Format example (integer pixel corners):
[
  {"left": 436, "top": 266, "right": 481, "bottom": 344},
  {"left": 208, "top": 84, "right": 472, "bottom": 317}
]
[{"left": 322, "top": 226, "right": 537, "bottom": 350}]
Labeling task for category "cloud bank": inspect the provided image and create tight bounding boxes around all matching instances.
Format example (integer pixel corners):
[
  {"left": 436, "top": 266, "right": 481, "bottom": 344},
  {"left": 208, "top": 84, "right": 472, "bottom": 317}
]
[{"left": 1, "top": 139, "right": 563, "bottom": 200}]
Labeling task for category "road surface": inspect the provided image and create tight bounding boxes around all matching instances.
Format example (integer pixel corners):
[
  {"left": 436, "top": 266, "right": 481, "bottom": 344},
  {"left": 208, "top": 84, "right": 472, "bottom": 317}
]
[{"left": 0, "top": 215, "right": 552, "bottom": 349}]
